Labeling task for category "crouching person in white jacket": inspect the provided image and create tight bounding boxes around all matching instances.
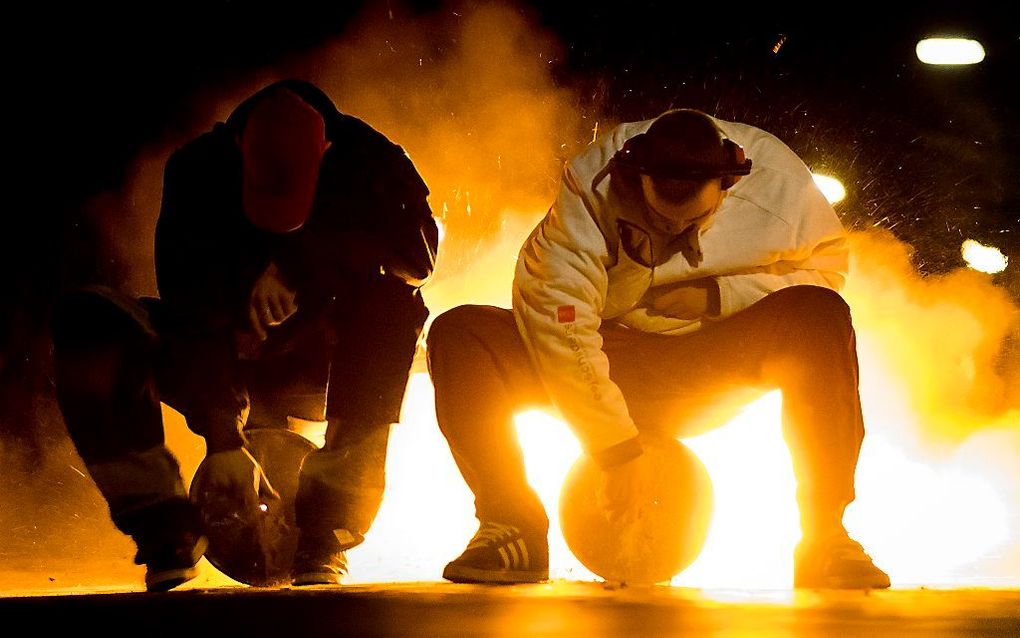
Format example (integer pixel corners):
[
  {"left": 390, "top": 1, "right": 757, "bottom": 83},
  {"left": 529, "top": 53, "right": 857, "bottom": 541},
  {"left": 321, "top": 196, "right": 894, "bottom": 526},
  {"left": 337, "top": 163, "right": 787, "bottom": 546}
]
[{"left": 427, "top": 109, "right": 890, "bottom": 589}]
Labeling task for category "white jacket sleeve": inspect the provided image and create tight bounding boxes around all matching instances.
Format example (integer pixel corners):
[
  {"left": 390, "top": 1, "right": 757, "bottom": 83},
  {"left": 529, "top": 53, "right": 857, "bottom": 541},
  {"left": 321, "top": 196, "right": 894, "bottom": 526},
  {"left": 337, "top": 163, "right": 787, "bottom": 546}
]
[
  {"left": 512, "top": 165, "right": 642, "bottom": 464},
  {"left": 715, "top": 235, "right": 848, "bottom": 317}
]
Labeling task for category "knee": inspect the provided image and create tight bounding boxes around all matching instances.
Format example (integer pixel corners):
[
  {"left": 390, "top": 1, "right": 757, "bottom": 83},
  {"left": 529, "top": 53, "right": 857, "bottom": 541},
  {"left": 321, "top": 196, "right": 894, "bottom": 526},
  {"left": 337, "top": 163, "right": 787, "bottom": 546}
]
[
  {"left": 354, "top": 278, "right": 429, "bottom": 327},
  {"left": 52, "top": 287, "right": 154, "bottom": 354},
  {"left": 52, "top": 288, "right": 157, "bottom": 396},
  {"left": 772, "top": 286, "right": 853, "bottom": 337},
  {"left": 767, "top": 287, "right": 856, "bottom": 359},
  {"left": 426, "top": 305, "right": 498, "bottom": 360},
  {"left": 771, "top": 285, "right": 848, "bottom": 311}
]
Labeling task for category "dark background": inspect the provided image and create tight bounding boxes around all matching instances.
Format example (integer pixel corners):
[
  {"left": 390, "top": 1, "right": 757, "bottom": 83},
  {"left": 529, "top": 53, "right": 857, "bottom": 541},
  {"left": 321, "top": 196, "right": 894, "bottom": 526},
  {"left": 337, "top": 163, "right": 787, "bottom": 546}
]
[{"left": 3, "top": 1, "right": 1017, "bottom": 465}]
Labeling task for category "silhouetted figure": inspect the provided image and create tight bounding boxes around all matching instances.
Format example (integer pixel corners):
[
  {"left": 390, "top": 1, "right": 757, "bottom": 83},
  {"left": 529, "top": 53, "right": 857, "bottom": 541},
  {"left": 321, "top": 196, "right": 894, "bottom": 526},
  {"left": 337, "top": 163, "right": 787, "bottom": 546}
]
[{"left": 52, "top": 80, "right": 438, "bottom": 590}]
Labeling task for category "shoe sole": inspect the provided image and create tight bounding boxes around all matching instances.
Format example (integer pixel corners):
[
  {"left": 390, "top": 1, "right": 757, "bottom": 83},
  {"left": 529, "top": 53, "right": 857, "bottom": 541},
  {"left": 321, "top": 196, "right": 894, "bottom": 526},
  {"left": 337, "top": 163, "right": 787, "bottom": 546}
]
[
  {"left": 146, "top": 566, "right": 201, "bottom": 592},
  {"left": 794, "top": 573, "right": 891, "bottom": 590},
  {"left": 443, "top": 563, "right": 548, "bottom": 584},
  {"left": 145, "top": 536, "right": 209, "bottom": 593},
  {"left": 292, "top": 572, "right": 343, "bottom": 586}
]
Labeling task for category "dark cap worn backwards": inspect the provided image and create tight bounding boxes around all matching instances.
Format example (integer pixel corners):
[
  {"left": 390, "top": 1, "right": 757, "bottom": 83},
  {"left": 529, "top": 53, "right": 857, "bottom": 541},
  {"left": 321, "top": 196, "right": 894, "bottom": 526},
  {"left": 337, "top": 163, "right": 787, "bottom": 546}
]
[
  {"left": 615, "top": 109, "right": 751, "bottom": 182},
  {"left": 240, "top": 88, "right": 328, "bottom": 233}
]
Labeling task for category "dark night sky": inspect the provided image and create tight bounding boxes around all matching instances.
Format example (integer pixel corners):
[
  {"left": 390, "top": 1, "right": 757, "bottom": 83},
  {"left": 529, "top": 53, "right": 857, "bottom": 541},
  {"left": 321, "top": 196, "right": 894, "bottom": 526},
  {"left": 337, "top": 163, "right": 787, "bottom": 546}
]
[
  {"left": 3, "top": 1, "right": 1018, "bottom": 454},
  {"left": 11, "top": 1, "right": 1018, "bottom": 273}
]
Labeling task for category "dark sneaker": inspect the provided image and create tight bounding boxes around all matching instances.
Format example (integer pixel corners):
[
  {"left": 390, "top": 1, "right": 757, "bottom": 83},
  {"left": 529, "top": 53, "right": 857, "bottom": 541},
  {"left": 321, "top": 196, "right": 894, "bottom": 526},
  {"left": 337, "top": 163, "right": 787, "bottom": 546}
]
[
  {"left": 125, "top": 500, "right": 207, "bottom": 592},
  {"left": 794, "top": 533, "right": 891, "bottom": 589},
  {"left": 443, "top": 522, "right": 548, "bottom": 584},
  {"left": 290, "top": 529, "right": 355, "bottom": 586},
  {"left": 135, "top": 531, "right": 208, "bottom": 592}
]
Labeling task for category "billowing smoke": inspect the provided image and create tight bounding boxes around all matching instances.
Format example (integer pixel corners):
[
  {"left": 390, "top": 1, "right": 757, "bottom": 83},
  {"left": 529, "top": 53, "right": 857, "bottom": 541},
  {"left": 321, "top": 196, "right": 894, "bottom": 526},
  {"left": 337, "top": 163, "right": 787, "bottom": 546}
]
[
  {"left": 277, "top": 2, "right": 589, "bottom": 313},
  {"left": 843, "top": 230, "right": 1019, "bottom": 585},
  {"left": 846, "top": 229, "right": 1019, "bottom": 444}
]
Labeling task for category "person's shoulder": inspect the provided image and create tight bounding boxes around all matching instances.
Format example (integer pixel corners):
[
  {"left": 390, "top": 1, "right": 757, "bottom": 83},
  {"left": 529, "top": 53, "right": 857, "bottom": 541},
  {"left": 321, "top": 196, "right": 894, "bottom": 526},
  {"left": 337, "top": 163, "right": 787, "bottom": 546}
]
[
  {"left": 328, "top": 113, "right": 421, "bottom": 172},
  {"left": 713, "top": 117, "right": 836, "bottom": 225},
  {"left": 565, "top": 118, "right": 653, "bottom": 184},
  {"left": 166, "top": 124, "right": 235, "bottom": 172},
  {"left": 323, "top": 114, "right": 428, "bottom": 196},
  {"left": 711, "top": 117, "right": 808, "bottom": 178},
  {"left": 330, "top": 113, "right": 401, "bottom": 154}
]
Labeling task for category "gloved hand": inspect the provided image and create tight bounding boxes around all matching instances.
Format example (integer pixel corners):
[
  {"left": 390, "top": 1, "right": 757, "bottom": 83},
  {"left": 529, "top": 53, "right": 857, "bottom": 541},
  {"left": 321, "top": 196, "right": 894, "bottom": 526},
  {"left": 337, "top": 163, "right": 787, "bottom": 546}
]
[
  {"left": 201, "top": 447, "right": 281, "bottom": 513},
  {"left": 247, "top": 261, "right": 298, "bottom": 341},
  {"left": 596, "top": 450, "right": 653, "bottom": 524}
]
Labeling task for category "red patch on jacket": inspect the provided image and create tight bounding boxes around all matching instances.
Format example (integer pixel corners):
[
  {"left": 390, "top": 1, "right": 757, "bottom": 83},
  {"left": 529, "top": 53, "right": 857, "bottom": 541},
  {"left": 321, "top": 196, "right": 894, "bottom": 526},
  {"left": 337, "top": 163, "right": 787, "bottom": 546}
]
[{"left": 557, "top": 305, "right": 576, "bottom": 323}]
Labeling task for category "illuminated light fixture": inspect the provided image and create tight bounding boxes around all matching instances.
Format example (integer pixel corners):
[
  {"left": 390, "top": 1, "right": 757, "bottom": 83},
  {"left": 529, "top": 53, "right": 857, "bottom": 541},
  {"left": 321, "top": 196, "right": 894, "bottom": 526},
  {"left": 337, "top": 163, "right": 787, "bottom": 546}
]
[
  {"left": 961, "top": 239, "right": 1008, "bottom": 274},
  {"left": 811, "top": 173, "right": 846, "bottom": 204},
  {"left": 916, "top": 38, "right": 985, "bottom": 65}
]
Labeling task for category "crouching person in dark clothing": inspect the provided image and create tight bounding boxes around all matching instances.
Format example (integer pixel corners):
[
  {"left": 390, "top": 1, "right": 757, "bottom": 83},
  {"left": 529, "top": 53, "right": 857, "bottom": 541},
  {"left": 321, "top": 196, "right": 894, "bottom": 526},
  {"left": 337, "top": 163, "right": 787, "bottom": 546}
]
[{"left": 52, "top": 80, "right": 438, "bottom": 591}]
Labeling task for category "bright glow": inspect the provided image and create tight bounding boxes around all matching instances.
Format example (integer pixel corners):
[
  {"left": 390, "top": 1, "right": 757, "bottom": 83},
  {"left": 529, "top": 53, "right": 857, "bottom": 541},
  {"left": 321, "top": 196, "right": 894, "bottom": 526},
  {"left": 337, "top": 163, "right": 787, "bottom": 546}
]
[
  {"left": 287, "top": 416, "right": 327, "bottom": 448},
  {"left": 850, "top": 427, "right": 1015, "bottom": 585},
  {"left": 515, "top": 410, "right": 591, "bottom": 581},
  {"left": 435, "top": 217, "right": 446, "bottom": 246},
  {"left": 346, "top": 373, "right": 478, "bottom": 583},
  {"left": 345, "top": 362, "right": 1020, "bottom": 586},
  {"left": 811, "top": 173, "right": 846, "bottom": 204},
  {"left": 348, "top": 384, "right": 803, "bottom": 587},
  {"left": 962, "top": 239, "right": 1008, "bottom": 274},
  {"left": 258, "top": 503, "right": 269, "bottom": 513},
  {"left": 676, "top": 393, "right": 799, "bottom": 588},
  {"left": 160, "top": 229, "right": 1020, "bottom": 590},
  {"left": 916, "top": 38, "right": 985, "bottom": 65},
  {"left": 842, "top": 231, "right": 1020, "bottom": 586}
]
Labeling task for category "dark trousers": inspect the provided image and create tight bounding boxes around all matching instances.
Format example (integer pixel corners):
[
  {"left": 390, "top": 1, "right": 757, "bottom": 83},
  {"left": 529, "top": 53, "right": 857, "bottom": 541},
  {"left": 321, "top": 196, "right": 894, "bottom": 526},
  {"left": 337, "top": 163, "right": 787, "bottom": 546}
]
[
  {"left": 426, "top": 285, "right": 865, "bottom": 538},
  {"left": 52, "top": 278, "right": 426, "bottom": 540}
]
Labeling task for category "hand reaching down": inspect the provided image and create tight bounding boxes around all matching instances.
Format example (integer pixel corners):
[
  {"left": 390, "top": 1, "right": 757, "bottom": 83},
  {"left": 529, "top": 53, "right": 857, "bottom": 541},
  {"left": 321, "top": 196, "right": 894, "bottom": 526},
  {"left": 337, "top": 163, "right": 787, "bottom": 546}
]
[
  {"left": 596, "top": 451, "right": 653, "bottom": 524},
  {"left": 201, "top": 447, "right": 281, "bottom": 513},
  {"left": 247, "top": 261, "right": 298, "bottom": 340}
]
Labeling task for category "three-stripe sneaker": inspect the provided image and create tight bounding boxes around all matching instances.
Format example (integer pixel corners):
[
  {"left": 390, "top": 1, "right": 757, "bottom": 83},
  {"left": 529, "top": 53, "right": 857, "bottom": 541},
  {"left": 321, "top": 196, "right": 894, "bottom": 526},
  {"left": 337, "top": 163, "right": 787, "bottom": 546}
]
[{"left": 442, "top": 521, "right": 548, "bottom": 584}]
